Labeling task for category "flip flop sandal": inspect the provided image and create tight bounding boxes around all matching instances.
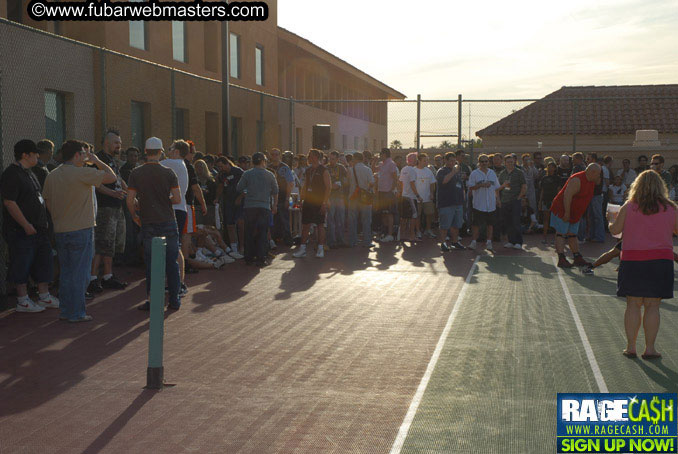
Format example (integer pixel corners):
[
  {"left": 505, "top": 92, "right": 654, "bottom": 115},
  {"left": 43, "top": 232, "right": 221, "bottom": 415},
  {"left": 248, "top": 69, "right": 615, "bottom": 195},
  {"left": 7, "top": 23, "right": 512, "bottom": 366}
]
[{"left": 622, "top": 350, "right": 637, "bottom": 359}]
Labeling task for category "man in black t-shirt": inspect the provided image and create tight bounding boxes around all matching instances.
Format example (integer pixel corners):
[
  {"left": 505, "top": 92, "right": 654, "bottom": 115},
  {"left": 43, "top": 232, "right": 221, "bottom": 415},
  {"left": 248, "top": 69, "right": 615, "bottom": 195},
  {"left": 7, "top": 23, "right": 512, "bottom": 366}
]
[
  {"left": 127, "top": 141, "right": 183, "bottom": 311},
  {"left": 88, "top": 129, "right": 129, "bottom": 293},
  {"left": 215, "top": 156, "right": 245, "bottom": 256},
  {"left": 0, "top": 140, "right": 59, "bottom": 313},
  {"left": 293, "top": 148, "right": 331, "bottom": 258},
  {"left": 268, "top": 149, "right": 295, "bottom": 246}
]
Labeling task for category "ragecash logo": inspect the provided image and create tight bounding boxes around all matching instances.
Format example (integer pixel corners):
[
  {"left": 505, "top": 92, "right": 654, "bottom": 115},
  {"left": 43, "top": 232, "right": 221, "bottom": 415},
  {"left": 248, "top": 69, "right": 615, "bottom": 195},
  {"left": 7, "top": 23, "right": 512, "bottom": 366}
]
[{"left": 557, "top": 393, "right": 677, "bottom": 453}]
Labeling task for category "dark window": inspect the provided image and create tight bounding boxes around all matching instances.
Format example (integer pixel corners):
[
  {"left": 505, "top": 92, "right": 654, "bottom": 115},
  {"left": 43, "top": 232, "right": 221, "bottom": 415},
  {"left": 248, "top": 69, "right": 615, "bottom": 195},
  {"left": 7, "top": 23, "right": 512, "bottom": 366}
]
[
  {"left": 8, "top": 0, "right": 23, "bottom": 23},
  {"left": 174, "top": 108, "right": 188, "bottom": 140},
  {"left": 45, "top": 91, "right": 65, "bottom": 148},
  {"left": 255, "top": 45, "right": 264, "bottom": 86},
  {"left": 131, "top": 101, "right": 146, "bottom": 151},
  {"left": 231, "top": 117, "right": 242, "bottom": 157},
  {"left": 205, "top": 111, "right": 219, "bottom": 155}
]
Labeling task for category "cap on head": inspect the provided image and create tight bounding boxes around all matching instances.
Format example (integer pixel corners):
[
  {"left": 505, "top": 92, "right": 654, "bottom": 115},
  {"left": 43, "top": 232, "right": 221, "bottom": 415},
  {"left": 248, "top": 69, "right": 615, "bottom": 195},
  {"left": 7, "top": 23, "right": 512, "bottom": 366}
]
[{"left": 145, "top": 137, "right": 163, "bottom": 151}]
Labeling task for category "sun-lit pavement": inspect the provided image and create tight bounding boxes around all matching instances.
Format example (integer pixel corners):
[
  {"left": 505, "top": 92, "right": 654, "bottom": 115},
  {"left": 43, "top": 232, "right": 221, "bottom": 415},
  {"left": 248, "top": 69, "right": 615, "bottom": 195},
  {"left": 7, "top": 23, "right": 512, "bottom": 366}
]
[{"left": 0, "top": 236, "right": 621, "bottom": 453}]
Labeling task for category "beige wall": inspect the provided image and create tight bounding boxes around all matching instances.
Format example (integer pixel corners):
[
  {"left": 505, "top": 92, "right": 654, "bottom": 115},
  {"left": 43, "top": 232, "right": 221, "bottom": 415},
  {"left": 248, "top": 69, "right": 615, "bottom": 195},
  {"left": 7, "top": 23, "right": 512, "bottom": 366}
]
[{"left": 0, "top": 21, "right": 95, "bottom": 165}]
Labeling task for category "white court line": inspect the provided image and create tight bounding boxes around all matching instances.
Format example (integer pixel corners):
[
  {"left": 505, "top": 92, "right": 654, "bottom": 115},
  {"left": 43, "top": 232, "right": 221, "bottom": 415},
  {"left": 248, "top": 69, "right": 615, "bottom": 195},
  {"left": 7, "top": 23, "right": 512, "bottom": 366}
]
[
  {"left": 552, "top": 257, "right": 609, "bottom": 393},
  {"left": 389, "top": 256, "right": 480, "bottom": 454}
]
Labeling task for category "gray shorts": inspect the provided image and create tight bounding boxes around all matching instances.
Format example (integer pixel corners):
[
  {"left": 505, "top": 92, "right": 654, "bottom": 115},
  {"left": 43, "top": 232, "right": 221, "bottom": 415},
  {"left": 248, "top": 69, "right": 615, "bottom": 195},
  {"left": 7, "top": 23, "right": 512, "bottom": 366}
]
[{"left": 95, "top": 206, "right": 126, "bottom": 257}]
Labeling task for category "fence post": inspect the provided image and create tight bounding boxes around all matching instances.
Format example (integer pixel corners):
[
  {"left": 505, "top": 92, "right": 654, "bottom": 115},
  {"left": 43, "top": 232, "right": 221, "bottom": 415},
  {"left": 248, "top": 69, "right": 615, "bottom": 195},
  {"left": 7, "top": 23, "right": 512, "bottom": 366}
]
[
  {"left": 416, "top": 94, "right": 421, "bottom": 150},
  {"left": 572, "top": 99, "right": 578, "bottom": 152},
  {"left": 146, "top": 236, "right": 166, "bottom": 390},
  {"left": 170, "top": 69, "right": 176, "bottom": 140},
  {"left": 288, "top": 97, "right": 294, "bottom": 152},
  {"left": 220, "top": 21, "right": 230, "bottom": 157},
  {"left": 457, "top": 94, "right": 462, "bottom": 146},
  {"left": 100, "top": 49, "right": 107, "bottom": 139}
]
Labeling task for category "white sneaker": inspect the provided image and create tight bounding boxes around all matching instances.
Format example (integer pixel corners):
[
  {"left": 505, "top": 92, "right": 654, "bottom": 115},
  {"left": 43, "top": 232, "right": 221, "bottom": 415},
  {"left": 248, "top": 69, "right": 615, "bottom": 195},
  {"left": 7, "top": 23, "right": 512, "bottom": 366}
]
[
  {"left": 37, "top": 294, "right": 60, "bottom": 309},
  {"left": 513, "top": 243, "right": 523, "bottom": 250},
  {"left": 504, "top": 242, "right": 514, "bottom": 248},
  {"left": 468, "top": 240, "right": 477, "bottom": 250},
  {"left": 269, "top": 239, "right": 277, "bottom": 249},
  {"left": 425, "top": 230, "right": 436, "bottom": 239},
  {"left": 16, "top": 298, "right": 45, "bottom": 313},
  {"left": 416, "top": 232, "right": 423, "bottom": 240},
  {"left": 228, "top": 250, "right": 244, "bottom": 260},
  {"left": 486, "top": 240, "right": 494, "bottom": 251},
  {"left": 382, "top": 235, "right": 394, "bottom": 243},
  {"left": 316, "top": 247, "right": 325, "bottom": 258},
  {"left": 220, "top": 255, "right": 236, "bottom": 265},
  {"left": 293, "top": 246, "right": 307, "bottom": 258}
]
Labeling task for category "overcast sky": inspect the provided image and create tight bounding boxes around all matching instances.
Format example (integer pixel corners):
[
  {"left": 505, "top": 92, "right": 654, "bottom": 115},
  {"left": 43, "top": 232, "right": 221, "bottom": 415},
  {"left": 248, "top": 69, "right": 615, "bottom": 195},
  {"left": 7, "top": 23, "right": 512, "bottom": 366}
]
[{"left": 278, "top": 0, "right": 678, "bottom": 100}]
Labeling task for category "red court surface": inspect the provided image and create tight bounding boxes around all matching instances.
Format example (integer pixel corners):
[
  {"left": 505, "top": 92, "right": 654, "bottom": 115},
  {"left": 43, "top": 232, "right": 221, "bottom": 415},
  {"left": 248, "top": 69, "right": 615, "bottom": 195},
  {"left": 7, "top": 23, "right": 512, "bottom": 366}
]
[{"left": 0, "top": 237, "right": 612, "bottom": 454}]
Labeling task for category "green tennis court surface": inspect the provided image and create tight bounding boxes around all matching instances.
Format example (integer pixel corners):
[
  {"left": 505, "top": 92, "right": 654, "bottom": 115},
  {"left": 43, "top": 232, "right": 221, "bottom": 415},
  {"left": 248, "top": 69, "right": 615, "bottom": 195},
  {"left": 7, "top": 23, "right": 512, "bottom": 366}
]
[{"left": 395, "top": 256, "right": 678, "bottom": 454}]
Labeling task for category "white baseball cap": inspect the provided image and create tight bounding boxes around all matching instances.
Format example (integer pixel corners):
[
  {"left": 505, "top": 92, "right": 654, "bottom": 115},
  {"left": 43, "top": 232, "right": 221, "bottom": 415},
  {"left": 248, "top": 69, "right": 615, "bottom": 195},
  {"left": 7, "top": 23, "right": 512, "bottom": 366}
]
[{"left": 145, "top": 137, "right": 163, "bottom": 150}]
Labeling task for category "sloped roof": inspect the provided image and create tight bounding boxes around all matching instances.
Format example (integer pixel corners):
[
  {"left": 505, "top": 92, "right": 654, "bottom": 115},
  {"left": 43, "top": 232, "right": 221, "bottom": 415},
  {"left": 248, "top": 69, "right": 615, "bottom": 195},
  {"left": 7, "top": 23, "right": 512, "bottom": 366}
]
[{"left": 476, "top": 85, "right": 678, "bottom": 137}]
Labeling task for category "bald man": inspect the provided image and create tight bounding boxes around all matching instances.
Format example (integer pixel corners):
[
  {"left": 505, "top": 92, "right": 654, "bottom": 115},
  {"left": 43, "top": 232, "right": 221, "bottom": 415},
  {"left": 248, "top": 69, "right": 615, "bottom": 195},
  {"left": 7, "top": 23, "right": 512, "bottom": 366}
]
[{"left": 550, "top": 164, "right": 602, "bottom": 268}]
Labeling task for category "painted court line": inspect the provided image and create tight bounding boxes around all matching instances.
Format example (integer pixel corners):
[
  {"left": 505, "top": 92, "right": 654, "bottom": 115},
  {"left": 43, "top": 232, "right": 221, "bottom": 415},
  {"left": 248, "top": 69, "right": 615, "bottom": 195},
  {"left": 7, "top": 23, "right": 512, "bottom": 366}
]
[
  {"left": 552, "top": 257, "right": 609, "bottom": 393},
  {"left": 389, "top": 256, "right": 480, "bottom": 454}
]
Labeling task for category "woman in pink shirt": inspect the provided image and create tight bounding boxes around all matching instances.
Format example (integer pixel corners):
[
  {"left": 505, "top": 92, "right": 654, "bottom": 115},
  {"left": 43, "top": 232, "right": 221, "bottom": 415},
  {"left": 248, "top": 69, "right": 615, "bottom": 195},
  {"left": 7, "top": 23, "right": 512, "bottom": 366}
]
[{"left": 609, "top": 170, "right": 678, "bottom": 360}]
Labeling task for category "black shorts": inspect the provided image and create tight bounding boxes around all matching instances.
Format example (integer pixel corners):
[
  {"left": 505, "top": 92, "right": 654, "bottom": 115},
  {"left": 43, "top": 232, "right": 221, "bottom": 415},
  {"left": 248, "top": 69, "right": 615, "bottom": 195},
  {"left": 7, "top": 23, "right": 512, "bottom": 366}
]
[
  {"left": 400, "top": 197, "right": 418, "bottom": 220},
  {"left": 301, "top": 202, "right": 325, "bottom": 225},
  {"left": 174, "top": 209, "right": 187, "bottom": 245},
  {"left": 472, "top": 209, "right": 496, "bottom": 227},
  {"left": 378, "top": 191, "right": 398, "bottom": 215}
]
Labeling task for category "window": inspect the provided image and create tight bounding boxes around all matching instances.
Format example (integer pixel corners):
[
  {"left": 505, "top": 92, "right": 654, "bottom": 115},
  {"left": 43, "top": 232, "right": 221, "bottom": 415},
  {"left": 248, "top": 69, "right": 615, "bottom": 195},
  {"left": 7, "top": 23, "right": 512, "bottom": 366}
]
[
  {"left": 231, "top": 117, "right": 242, "bottom": 157},
  {"left": 205, "top": 112, "right": 219, "bottom": 155},
  {"left": 229, "top": 33, "right": 240, "bottom": 79},
  {"left": 255, "top": 45, "right": 264, "bottom": 86},
  {"left": 8, "top": 0, "right": 22, "bottom": 23},
  {"left": 131, "top": 101, "right": 147, "bottom": 151},
  {"left": 172, "top": 21, "right": 187, "bottom": 62},
  {"left": 174, "top": 108, "right": 188, "bottom": 139},
  {"left": 129, "top": 1, "right": 147, "bottom": 51},
  {"left": 204, "top": 22, "right": 218, "bottom": 72},
  {"left": 45, "top": 91, "right": 65, "bottom": 148}
]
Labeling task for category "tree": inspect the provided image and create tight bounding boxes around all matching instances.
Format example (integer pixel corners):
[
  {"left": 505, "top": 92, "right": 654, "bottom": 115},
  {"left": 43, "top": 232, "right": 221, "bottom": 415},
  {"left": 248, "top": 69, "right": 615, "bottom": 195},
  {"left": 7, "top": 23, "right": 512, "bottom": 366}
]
[
  {"left": 439, "top": 140, "right": 455, "bottom": 149},
  {"left": 390, "top": 140, "right": 402, "bottom": 149}
]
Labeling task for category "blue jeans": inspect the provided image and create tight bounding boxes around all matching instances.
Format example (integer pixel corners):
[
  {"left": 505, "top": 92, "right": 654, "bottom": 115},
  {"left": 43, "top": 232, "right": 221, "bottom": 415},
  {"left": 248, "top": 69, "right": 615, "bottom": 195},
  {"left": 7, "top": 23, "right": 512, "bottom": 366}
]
[
  {"left": 588, "top": 194, "right": 605, "bottom": 241},
  {"left": 55, "top": 227, "right": 94, "bottom": 321},
  {"left": 142, "top": 220, "right": 181, "bottom": 307},
  {"left": 244, "top": 207, "right": 270, "bottom": 263},
  {"left": 500, "top": 199, "right": 523, "bottom": 245},
  {"left": 328, "top": 197, "right": 347, "bottom": 247},
  {"left": 348, "top": 200, "right": 373, "bottom": 246}
]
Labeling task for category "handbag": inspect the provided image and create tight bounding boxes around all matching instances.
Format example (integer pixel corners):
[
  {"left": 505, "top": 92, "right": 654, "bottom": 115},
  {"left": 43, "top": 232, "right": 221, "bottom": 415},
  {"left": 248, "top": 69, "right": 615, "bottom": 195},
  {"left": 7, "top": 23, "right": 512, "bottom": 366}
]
[{"left": 351, "top": 166, "right": 373, "bottom": 205}]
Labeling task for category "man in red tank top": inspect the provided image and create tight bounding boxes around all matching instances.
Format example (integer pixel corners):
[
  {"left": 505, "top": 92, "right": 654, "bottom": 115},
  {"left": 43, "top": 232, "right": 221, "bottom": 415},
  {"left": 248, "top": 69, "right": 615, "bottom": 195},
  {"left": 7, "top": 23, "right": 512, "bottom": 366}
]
[{"left": 550, "top": 164, "right": 601, "bottom": 268}]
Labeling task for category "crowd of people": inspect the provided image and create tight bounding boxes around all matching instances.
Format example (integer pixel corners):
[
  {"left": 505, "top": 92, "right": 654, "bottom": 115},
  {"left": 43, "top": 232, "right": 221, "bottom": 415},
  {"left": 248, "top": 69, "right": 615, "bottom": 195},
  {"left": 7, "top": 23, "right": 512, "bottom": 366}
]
[{"left": 2, "top": 129, "right": 677, "bottom": 343}]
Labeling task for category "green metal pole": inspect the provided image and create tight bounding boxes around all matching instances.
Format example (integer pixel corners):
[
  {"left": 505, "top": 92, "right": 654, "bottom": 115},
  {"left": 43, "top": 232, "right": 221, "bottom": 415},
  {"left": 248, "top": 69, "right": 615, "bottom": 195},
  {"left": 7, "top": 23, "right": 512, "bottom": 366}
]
[{"left": 146, "top": 236, "right": 166, "bottom": 389}]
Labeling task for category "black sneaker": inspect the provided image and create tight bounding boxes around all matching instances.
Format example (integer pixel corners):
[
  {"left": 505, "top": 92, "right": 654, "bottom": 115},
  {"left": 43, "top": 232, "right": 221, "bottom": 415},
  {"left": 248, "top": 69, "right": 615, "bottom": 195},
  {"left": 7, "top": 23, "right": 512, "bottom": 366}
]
[
  {"left": 87, "top": 279, "right": 103, "bottom": 294},
  {"left": 85, "top": 291, "right": 94, "bottom": 300},
  {"left": 452, "top": 242, "right": 466, "bottom": 250},
  {"left": 582, "top": 265, "right": 594, "bottom": 275},
  {"left": 101, "top": 275, "right": 128, "bottom": 290},
  {"left": 179, "top": 283, "right": 188, "bottom": 297},
  {"left": 441, "top": 242, "right": 451, "bottom": 252}
]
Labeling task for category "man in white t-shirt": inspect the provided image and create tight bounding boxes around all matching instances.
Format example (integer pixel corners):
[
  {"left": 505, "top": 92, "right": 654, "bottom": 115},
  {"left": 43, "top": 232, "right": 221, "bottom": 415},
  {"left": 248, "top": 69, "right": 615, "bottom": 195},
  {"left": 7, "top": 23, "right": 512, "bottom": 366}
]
[
  {"left": 398, "top": 152, "right": 420, "bottom": 243},
  {"left": 159, "top": 139, "right": 190, "bottom": 296},
  {"left": 414, "top": 153, "right": 436, "bottom": 239},
  {"left": 467, "top": 153, "right": 499, "bottom": 251}
]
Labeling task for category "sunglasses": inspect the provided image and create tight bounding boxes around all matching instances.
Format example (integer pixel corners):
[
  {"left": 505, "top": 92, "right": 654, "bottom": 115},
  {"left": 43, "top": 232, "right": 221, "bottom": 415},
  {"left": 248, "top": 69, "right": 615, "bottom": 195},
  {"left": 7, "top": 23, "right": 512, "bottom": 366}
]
[
  {"left": 479, "top": 160, "right": 489, "bottom": 163},
  {"left": 651, "top": 162, "right": 660, "bottom": 166}
]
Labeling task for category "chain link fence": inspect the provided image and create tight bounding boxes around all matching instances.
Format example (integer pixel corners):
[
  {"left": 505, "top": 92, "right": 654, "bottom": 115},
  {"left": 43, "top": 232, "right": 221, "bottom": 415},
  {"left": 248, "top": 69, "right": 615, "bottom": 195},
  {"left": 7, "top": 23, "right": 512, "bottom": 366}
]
[{"left": 2, "top": 17, "right": 678, "bottom": 303}]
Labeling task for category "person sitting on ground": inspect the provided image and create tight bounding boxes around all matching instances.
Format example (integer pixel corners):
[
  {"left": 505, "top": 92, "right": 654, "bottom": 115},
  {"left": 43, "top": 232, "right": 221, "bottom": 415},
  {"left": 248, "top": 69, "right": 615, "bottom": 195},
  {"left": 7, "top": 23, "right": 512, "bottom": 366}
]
[
  {"left": 1, "top": 140, "right": 60, "bottom": 313},
  {"left": 550, "top": 164, "right": 601, "bottom": 268},
  {"left": 608, "top": 170, "right": 678, "bottom": 360}
]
